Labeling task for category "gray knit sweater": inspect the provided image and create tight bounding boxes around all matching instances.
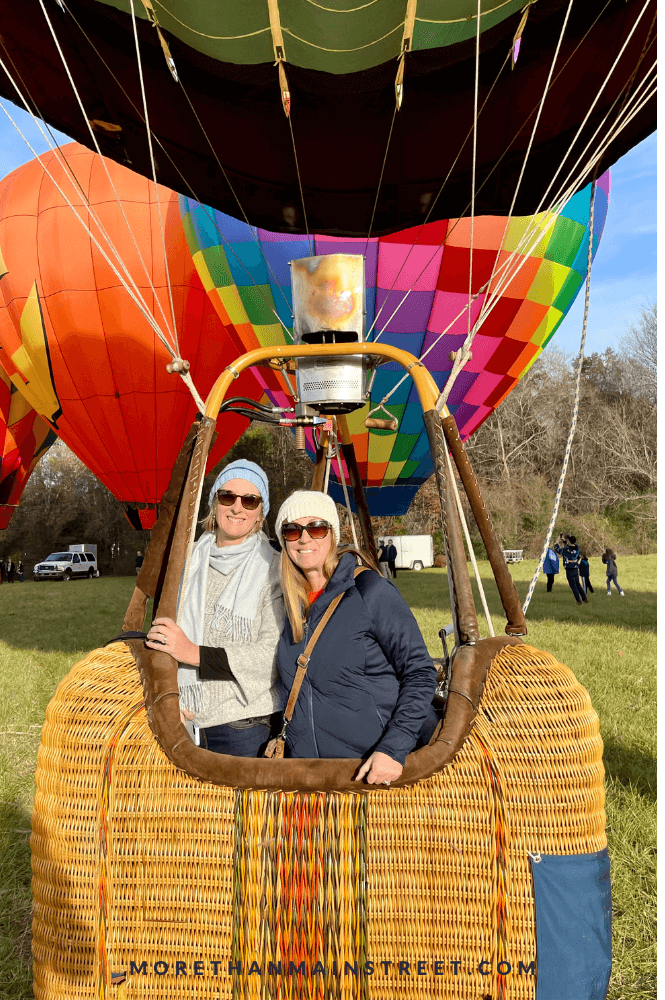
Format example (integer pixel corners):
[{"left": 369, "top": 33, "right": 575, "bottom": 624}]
[{"left": 177, "top": 551, "right": 285, "bottom": 728}]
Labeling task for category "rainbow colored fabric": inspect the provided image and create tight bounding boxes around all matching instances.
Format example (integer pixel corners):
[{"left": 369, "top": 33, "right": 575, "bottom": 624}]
[{"left": 181, "top": 174, "right": 609, "bottom": 514}]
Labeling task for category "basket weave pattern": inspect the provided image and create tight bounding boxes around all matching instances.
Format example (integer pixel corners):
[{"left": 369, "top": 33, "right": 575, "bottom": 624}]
[{"left": 32, "top": 642, "right": 606, "bottom": 999}]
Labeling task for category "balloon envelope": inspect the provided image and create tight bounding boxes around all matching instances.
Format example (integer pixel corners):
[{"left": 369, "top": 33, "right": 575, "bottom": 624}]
[
  {"left": 0, "top": 366, "right": 57, "bottom": 530},
  {"left": 0, "top": 0, "right": 652, "bottom": 234},
  {"left": 0, "top": 144, "right": 263, "bottom": 527},
  {"left": 181, "top": 172, "right": 609, "bottom": 514}
]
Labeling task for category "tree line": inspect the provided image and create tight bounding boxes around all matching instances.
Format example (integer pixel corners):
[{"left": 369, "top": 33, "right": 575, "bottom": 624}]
[{"left": 1, "top": 305, "right": 655, "bottom": 572}]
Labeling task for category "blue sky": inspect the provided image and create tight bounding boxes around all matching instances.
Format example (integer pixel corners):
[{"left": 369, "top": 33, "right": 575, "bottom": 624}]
[
  {"left": 553, "top": 132, "right": 657, "bottom": 357},
  {"left": 0, "top": 106, "right": 656, "bottom": 361}
]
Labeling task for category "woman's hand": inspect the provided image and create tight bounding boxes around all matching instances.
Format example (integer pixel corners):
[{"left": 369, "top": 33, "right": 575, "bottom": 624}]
[
  {"left": 354, "top": 751, "right": 403, "bottom": 785},
  {"left": 145, "top": 617, "right": 200, "bottom": 666}
]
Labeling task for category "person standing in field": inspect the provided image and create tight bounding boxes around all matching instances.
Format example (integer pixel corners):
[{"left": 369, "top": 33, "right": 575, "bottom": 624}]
[
  {"left": 554, "top": 534, "right": 587, "bottom": 604},
  {"left": 17, "top": 561, "right": 24, "bottom": 582},
  {"left": 602, "top": 548, "right": 625, "bottom": 596},
  {"left": 377, "top": 539, "right": 391, "bottom": 579},
  {"left": 386, "top": 539, "right": 398, "bottom": 579},
  {"left": 579, "top": 552, "right": 594, "bottom": 596},
  {"left": 6, "top": 558, "right": 14, "bottom": 583},
  {"left": 543, "top": 546, "right": 559, "bottom": 592}
]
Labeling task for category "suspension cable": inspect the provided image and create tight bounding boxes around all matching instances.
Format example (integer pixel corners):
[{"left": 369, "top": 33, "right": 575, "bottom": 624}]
[
  {"left": 445, "top": 448, "right": 494, "bottom": 637},
  {"left": 129, "top": 0, "right": 180, "bottom": 355},
  {"left": 36, "top": 0, "right": 177, "bottom": 347},
  {"left": 522, "top": 172, "right": 597, "bottom": 615}
]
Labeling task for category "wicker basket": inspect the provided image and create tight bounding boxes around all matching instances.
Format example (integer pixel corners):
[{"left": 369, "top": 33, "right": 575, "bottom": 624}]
[{"left": 32, "top": 640, "right": 605, "bottom": 1000}]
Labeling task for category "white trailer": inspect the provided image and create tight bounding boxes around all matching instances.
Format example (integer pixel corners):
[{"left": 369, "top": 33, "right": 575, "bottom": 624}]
[{"left": 378, "top": 534, "right": 434, "bottom": 571}]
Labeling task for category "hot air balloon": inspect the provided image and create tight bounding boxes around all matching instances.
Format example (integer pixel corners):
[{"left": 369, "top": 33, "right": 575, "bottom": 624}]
[
  {"left": 0, "top": 366, "right": 56, "bottom": 530},
  {"left": 0, "top": 143, "right": 264, "bottom": 528},
  {"left": 180, "top": 172, "right": 610, "bottom": 513},
  {"left": 0, "top": 0, "right": 653, "bottom": 234}
]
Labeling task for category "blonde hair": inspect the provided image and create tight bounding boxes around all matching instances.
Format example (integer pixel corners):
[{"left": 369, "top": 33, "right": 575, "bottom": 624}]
[
  {"left": 280, "top": 542, "right": 380, "bottom": 643},
  {"left": 201, "top": 498, "right": 264, "bottom": 543}
]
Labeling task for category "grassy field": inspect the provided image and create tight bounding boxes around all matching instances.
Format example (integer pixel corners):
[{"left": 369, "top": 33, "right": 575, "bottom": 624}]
[{"left": 0, "top": 556, "right": 656, "bottom": 999}]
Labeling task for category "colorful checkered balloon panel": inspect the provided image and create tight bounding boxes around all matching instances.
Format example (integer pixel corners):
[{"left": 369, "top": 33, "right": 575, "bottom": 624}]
[{"left": 181, "top": 174, "right": 609, "bottom": 514}]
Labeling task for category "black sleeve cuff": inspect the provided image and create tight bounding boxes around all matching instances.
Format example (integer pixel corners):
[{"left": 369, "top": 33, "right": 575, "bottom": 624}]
[{"left": 198, "top": 646, "right": 233, "bottom": 681}]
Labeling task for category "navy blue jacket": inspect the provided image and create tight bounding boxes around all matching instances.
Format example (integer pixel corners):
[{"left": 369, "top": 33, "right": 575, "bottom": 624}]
[
  {"left": 276, "top": 553, "right": 436, "bottom": 764},
  {"left": 554, "top": 542, "right": 580, "bottom": 571}
]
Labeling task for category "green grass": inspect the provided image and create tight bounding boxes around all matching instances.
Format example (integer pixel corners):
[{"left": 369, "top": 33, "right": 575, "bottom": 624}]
[
  {"left": 0, "top": 560, "right": 656, "bottom": 999},
  {"left": 396, "top": 554, "right": 656, "bottom": 1000}
]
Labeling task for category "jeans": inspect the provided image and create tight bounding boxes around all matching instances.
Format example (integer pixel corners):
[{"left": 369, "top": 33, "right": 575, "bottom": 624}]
[
  {"left": 565, "top": 568, "right": 587, "bottom": 603},
  {"left": 202, "top": 711, "right": 281, "bottom": 757},
  {"left": 606, "top": 573, "right": 623, "bottom": 594}
]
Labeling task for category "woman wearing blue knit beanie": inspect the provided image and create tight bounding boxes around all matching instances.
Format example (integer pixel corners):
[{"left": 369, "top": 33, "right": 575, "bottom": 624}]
[{"left": 146, "top": 459, "right": 285, "bottom": 756}]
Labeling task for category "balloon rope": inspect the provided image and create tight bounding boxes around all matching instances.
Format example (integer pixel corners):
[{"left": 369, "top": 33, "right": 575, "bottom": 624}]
[
  {"left": 375, "top": 68, "right": 652, "bottom": 414},
  {"left": 363, "top": 105, "right": 397, "bottom": 254},
  {"left": 287, "top": 115, "right": 314, "bottom": 257},
  {"left": 148, "top": 1, "right": 272, "bottom": 40},
  {"left": 471, "top": 0, "right": 575, "bottom": 335},
  {"left": 417, "top": 0, "right": 521, "bottom": 24},
  {"left": 526, "top": 0, "right": 653, "bottom": 225},
  {"left": 282, "top": 23, "right": 403, "bottom": 54},
  {"left": 366, "top": 50, "right": 511, "bottom": 341},
  {"left": 445, "top": 447, "right": 494, "bottom": 637},
  {"left": 0, "top": 96, "right": 176, "bottom": 357},
  {"left": 448, "top": 56, "right": 655, "bottom": 376},
  {"left": 368, "top": 0, "right": 648, "bottom": 345},
  {"left": 466, "top": 0, "right": 481, "bottom": 342},
  {"left": 36, "top": 0, "right": 178, "bottom": 350},
  {"left": 175, "top": 83, "right": 295, "bottom": 320},
  {"left": 129, "top": 0, "right": 180, "bottom": 355},
  {"left": 56, "top": 2, "right": 295, "bottom": 334},
  {"left": 437, "top": 0, "right": 575, "bottom": 410},
  {"left": 521, "top": 172, "right": 596, "bottom": 616}
]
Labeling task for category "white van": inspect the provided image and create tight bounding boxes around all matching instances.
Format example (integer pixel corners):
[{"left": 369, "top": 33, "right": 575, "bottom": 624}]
[{"left": 378, "top": 535, "right": 434, "bottom": 571}]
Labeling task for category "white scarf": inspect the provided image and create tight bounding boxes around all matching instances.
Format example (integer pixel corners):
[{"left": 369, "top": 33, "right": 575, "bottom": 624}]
[{"left": 178, "top": 531, "right": 273, "bottom": 650}]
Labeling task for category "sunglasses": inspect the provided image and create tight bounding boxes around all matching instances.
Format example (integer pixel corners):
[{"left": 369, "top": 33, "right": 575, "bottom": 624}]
[
  {"left": 281, "top": 520, "right": 331, "bottom": 542},
  {"left": 216, "top": 489, "right": 262, "bottom": 511}
]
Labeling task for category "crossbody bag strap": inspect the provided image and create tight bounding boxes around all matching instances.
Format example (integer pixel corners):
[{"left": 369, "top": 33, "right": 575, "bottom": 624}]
[{"left": 264, "top": 566, "right": 371, "bottom": 758}]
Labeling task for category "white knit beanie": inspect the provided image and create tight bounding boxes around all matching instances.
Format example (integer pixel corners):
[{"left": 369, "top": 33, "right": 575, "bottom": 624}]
[{"left": 274, "top": 491, "right": 341, "bottom": 545}]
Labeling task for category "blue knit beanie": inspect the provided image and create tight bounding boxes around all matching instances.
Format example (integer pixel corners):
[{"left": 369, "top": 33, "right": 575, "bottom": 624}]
[{"left": 209, "top": 460, "right": 270, "bottom": 514}]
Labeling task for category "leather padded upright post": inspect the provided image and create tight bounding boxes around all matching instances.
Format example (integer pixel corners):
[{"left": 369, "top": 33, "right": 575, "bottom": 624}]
[
  {"left": 441, "top": 413, "right": 527, "bottom": 636},
  {"left": 423, "top": 408, "right": 480, "bottom": 645}
]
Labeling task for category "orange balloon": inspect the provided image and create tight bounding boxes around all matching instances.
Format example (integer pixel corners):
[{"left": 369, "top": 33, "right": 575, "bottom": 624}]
[
  {"left": 0, "top": 365, "right": 56, "bottom": 530},
  {"left": 0, "top": 143, "right": 261, "bottom": 528}
]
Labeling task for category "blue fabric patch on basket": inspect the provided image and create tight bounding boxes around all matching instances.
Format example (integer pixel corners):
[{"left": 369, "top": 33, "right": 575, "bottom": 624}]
[{"left": 530, "top": 848, "right": 611, "bottom": 1000}]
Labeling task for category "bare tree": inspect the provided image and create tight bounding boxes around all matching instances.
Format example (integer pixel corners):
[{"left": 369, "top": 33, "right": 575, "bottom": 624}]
[{"left": 620, "top": 302, "right": 657, "bottom": 403}]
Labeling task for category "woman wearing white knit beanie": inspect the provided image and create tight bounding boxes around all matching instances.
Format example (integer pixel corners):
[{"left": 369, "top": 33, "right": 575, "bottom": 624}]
[{"left": 274, "top": 490, "right": 437, "bottom": 785}]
